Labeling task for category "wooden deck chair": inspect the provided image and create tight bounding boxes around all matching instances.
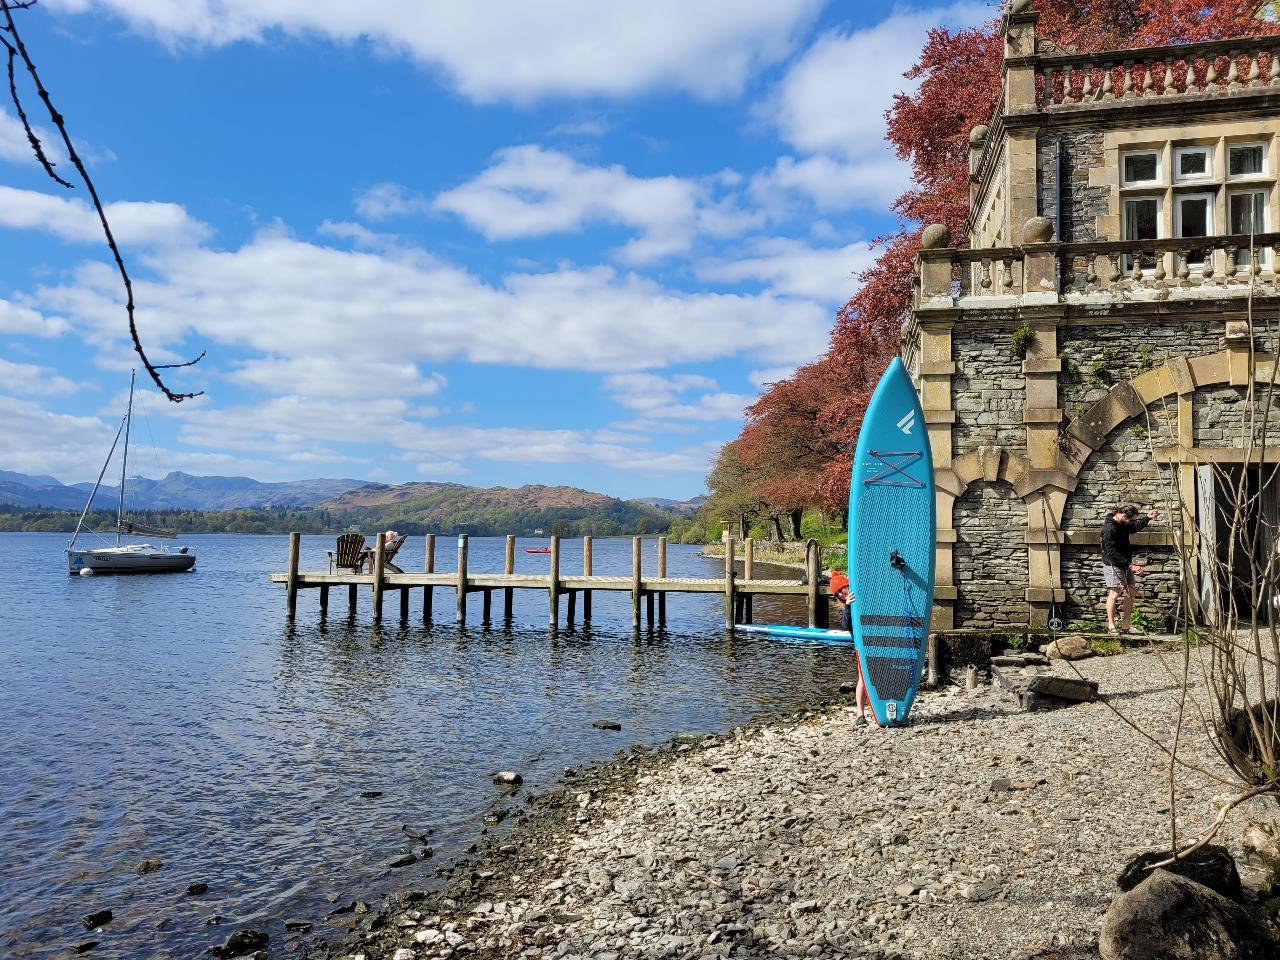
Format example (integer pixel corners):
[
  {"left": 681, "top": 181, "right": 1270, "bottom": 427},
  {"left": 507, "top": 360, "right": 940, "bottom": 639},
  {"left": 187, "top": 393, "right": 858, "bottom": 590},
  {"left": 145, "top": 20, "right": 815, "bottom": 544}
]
[
  {"left": 328, "top": 532, "right": 367, "bottom": 573},
  {"left": 381, "top": 534, "right": 408, "bottom": 574}
]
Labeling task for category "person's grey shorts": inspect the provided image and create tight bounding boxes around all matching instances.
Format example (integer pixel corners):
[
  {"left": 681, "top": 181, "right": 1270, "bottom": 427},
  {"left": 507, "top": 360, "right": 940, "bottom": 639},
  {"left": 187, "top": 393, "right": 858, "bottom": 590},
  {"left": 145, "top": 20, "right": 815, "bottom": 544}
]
[{"left": 1103, "top": 564, "right": 1135, "bottom": 588}]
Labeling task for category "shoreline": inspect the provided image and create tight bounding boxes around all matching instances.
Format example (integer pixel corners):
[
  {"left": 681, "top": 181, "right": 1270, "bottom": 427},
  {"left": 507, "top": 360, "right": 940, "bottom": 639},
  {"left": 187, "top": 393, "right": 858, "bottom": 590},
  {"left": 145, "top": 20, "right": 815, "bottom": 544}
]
[{"left": 300, "top": 649, "right": 1280, "bottom": 960}]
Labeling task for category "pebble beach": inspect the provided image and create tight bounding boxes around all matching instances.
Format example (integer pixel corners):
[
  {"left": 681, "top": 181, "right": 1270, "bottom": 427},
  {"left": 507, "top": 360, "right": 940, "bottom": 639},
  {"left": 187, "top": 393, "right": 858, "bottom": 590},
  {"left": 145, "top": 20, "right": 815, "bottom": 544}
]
[{"left": 313, "top": 647, "right": 1280, "bottom": 960}]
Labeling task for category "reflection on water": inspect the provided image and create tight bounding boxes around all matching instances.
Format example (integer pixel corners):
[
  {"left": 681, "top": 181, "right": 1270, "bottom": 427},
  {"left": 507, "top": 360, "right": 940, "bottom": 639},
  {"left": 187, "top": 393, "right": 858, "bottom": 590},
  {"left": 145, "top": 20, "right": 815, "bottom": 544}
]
[{"left": 0, "top": 533, "right": 853, "bottom": 958}]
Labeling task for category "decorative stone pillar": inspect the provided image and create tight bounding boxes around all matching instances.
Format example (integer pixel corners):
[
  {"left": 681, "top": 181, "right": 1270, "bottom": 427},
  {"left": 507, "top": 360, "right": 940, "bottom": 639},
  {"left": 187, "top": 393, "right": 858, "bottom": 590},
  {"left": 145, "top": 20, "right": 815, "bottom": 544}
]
[{"left": 968, "top": 124, "right": 988, "bottom": 207}]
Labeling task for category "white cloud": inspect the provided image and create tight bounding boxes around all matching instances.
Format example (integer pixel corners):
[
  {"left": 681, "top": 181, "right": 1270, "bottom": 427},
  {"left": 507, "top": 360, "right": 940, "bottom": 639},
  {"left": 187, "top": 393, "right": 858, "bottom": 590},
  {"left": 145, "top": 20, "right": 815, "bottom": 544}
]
[
  {"left": 605, "top": 373, "right": 751, "bottom": 422},
  {"left": 0, "top": 297, "right": 67, "bottom": 337},
  {"left": 768, "top": 4, "right": 989, "bottom": 160},
  {"left": 354, "top": 183, "right": 433, "bottom": 221},
  {"left": 757, "top": 3, "right": 988, "bottom": 212},
  {"left": 227, "top": 356, "right": 446, "bottom": 398},
  {"left": 696, "top": 237, "right": 874, "bottom": 301},
  {"left": 751, "top": 154, "right": 911, "bottom": 214},
  {"left": 0, "top": 185, "right": 211, "bottom": 247},
  {"left": 49, "top": 0, "right": 824, "bottom": 103},
  {"left": 31, "top": 228, "right": 832, "bottom": 374},
  {"left": 435, "top": 146, "right": 702, "bottom": 264},
  {"left": 0, "top": 393, "right": 116, "bottom": 478},
  {"left": 0, "top": 358, "right": 80, "bottom": 395}
]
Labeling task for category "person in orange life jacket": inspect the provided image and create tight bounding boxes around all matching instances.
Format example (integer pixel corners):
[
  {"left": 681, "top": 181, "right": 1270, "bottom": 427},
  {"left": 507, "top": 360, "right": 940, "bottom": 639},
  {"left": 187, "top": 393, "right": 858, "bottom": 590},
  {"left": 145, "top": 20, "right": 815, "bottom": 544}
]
[
  {"left": 831, "top": 571, "right": 876, "bottom": 726},
  {"left": 1102, "top": 503, "right": 1159, "bottom": 636}
]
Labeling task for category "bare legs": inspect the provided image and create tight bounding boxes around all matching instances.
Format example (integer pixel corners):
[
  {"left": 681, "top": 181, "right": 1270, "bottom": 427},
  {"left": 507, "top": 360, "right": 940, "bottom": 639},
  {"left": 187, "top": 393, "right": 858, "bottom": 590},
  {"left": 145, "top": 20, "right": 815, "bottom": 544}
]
[{"left": 1106, "top": 584, "right": 1136, "bottom": 633}]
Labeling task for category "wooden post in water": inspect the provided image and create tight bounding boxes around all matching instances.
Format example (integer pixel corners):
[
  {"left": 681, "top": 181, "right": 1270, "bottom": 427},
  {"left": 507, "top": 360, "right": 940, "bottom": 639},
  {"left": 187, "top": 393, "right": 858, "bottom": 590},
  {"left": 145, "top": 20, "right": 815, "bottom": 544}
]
[
  {"left": 657, "top": 536, "right": 667, "bottom": 628},
  {"left": 285, "top": 532, "right": 300, "bottom": 617},
  {"left": 724, "top": 536, "right": 737, "bottom": 631},
  {"left": 482, "top": 587, "right": 492, "bottom": 626},
  {"left": 743, "top": 537, "right": 754, "bottom": 624},
  {"left": 631, "top": 536, "right": 642, "bottom": 630},
  {"left": 582, "top": 536, "right": 593, "bottom": 623},
  {"left": 504, "top": 535, "right": 516, "bottom": 620},
  {"left": 399, "top": 582, "right": 409, "bottom": 622},
  {"left": 805, "top": 538, "right": 820, "bottom": 628},
  {"left": 319, "top": 584, "right": 329, "bottom": 618},
  {"left": 456, "top": 535, "right": 468, "bottom": 624},
  {"left": 348, "top": 583, "right": 358, "bottom": 616},
  {"left": 371, "top": 532, "right": 387, "bottom": 623},
  {"left": 423, "top": 534, "right": 435, "bottom": 624},
  {"left": 567, "top": 586, "right": 577, "bottom": 627},
  {"left": 549, "top": 535, "right": 561, "bottom": 629}
]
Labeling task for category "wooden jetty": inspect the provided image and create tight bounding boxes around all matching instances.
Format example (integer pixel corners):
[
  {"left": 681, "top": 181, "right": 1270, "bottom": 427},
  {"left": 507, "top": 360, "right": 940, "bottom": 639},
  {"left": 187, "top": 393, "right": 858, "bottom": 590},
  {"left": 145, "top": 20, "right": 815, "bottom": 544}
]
[{"left": 271, "top": 533, "right": 834, "bottom": 631}]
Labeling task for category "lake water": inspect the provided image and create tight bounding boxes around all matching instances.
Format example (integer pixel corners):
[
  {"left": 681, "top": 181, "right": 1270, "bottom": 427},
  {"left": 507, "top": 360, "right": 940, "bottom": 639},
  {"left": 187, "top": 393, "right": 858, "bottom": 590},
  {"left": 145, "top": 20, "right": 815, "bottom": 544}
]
[{"left": 0, "top": 533, "right": 854, "bottom": 958}]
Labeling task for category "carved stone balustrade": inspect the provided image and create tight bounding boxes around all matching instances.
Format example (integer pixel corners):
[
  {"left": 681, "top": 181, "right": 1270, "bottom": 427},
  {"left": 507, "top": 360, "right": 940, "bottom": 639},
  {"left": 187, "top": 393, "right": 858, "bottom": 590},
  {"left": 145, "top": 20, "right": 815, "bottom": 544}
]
[
  {"left": 1036, "top": 39, "right": 1280, "bottom": 109},
  {"left": 915, "top": 231, "right": 1280, "bottom": 310}
]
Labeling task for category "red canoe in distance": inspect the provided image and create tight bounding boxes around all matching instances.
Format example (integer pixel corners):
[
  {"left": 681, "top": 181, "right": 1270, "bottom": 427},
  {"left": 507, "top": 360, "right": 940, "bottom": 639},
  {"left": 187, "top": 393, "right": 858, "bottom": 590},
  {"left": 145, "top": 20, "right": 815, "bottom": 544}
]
[{"left": 524, "top": 548, "right": 551, "bottom": 554}]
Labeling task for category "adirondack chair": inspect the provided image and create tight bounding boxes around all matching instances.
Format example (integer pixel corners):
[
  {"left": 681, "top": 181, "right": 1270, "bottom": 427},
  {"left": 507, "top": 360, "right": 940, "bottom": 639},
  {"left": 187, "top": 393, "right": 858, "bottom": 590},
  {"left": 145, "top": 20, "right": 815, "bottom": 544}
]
[
  {"left": 328, "top": 532, "right": 368, "bottom": 573},
  {"left": 380, "top": 534, "right": 408, "bottom": 574}
]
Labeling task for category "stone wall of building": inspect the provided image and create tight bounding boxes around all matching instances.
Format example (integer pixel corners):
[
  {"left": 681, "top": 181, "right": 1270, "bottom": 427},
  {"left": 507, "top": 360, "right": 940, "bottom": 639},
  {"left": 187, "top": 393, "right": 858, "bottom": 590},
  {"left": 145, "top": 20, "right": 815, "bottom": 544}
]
[
  {"left": 1058, "top": 322, "right": 1209, "bottom": 425},
  {"left": 1193, "top": 385, "right": 1280, "bottom": 446},
  {"left": 1036, "top": 132, "right": 1108, "bottom": 243},
  {"left": 953, "top": 480, "right": 1028, "bottom": 627},
  {"left": 1059, "top": 544, "right": 1182, "bottom": 627},
  {"left": 951, "top": 328, "right": 1025, "bottom": 455}
]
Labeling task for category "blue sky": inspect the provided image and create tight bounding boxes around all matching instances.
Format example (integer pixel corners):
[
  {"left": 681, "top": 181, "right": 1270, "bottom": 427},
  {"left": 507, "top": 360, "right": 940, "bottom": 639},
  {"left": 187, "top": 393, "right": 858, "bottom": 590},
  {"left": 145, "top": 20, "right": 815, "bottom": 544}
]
[{"left": 0, "top": 0, "right": 990, "bottom": 499}]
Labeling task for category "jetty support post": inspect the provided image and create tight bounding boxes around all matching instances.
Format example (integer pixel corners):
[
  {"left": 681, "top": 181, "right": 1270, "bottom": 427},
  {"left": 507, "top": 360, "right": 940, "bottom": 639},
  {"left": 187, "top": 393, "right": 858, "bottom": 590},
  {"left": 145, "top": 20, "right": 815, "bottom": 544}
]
[
  {"left": 319, "top": 584, "right": 329, "bottom": 618},
  {"left": 372, "top": 532, "right": 386, "bottom": 623},
  {"left": 285, "top": 532, "right": 300, "bottom": 617},
  {"left": 504, "top": 535, "right": 515, "bottom": 620},
  {"left": 582, "top": 536, "right": 593, "bottom": 623},
  {"left": 423, "top": 534, "right": 435, "bottom": 624},
  {"left": 456, "top": 535, "right": 468, "bottom": 624},
  {"left": 657, "top": 536, "right": 667, "bottom": 628},
  {"left": 482, "top": 585, "right": 492, "bottom": 626},
  {"left": 743, "top": 537, "right": 754, "bottom": 624},
  {"left": 631, "top": 536, "right": 642, "bottom": 630},
  {"left": 348, "top": 583, "right": 358, "bottom": 616},
  {"left": 724, "top": 536, "right": 737, "bottom": 631},
  {"left": 567, "top": 582, "right": 577, "bottom": 627},
  {"left": 805, "top": 539, "right": 820, "bottom": 628},
  {"left": 549, "top": 535, "right": 561, "bottom": 629},
  {"left": 399, "top": 581, "right": 410, "bottom": 622}
]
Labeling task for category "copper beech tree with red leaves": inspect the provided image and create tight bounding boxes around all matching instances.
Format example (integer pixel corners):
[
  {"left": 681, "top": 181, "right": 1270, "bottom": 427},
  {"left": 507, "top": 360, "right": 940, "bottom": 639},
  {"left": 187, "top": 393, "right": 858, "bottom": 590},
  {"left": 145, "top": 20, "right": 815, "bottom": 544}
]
[{"left": 709, "top": 0, "right": 1280, "bottom": 529}]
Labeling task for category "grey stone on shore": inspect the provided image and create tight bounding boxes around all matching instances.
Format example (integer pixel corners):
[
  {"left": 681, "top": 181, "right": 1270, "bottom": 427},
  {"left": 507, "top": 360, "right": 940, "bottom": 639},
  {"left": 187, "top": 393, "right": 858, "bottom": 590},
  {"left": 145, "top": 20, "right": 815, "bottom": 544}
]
[
  {"left": 1116, "top": 845, "right": 1242, "bottom": 900},
  {"left": 593, "top": 719, "right": 623, "bottom": 731},
  {"left": 73, "top": 941, "right": 98, "bottom": 954},
  {"left": 284, "top": 918, "right": 312, "bottom": 932},
  {"left": 387, "top": 852, "right": 418, "bottom": 868},
  {"left": 80, "top": 909, "right": 112, "bottom": 930},
  {"left": 1100, "top": 870, "right": 1272, "bottom": 959},
  {"left": 185, "top": 882, "right": 208, "bottom": 896},
  {"left": 1046, "top": 635, "right": 1092, "bottom": 661},
  {"left": 134, "top": 858, "right": 163, "bottom": 874},
  {"left": 492, "top": 771, "right": 522, "bottom": 786}
]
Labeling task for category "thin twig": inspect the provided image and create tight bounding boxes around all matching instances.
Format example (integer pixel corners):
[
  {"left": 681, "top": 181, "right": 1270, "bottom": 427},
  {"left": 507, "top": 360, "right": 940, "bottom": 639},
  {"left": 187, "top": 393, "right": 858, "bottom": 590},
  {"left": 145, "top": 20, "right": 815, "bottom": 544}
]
[
  {"left": 0, "top": 0, "right": 203, "bottom": 401},
  {"left": 1145, "top": 784, "right": 1278, "bottom": 870}
]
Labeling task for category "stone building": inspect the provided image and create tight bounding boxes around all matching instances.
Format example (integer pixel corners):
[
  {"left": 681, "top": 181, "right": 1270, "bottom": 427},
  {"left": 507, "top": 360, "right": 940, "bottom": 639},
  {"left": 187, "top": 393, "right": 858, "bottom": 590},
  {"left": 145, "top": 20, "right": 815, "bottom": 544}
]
[{"left": 903, "top": 3, "right": 1280, "bottom": 631}]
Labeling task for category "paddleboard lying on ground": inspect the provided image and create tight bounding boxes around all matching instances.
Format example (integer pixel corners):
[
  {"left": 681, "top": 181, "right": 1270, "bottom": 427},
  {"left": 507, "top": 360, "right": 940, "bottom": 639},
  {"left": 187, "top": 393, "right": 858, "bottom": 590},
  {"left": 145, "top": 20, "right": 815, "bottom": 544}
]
[
  {"left": 848, "top": 357, "right": 936, "bottom": 727},
  {"left": 734, "top": 623, "right": 854, "bottom": 644}
]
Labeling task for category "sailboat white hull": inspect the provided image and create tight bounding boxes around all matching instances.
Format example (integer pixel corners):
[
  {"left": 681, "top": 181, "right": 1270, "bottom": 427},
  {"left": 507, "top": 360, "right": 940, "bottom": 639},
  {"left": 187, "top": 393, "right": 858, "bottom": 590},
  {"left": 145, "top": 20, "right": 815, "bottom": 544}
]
[{"left": 67, "top": 545, "right": 196, "bottom": 575}]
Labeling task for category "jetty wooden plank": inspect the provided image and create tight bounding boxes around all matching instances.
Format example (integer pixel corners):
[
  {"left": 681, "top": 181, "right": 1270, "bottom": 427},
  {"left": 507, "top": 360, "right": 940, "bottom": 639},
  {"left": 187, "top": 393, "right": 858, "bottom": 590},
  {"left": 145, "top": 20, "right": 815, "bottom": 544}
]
[{"left": 272, "top": 533, "right": 832, "bottom": 629}]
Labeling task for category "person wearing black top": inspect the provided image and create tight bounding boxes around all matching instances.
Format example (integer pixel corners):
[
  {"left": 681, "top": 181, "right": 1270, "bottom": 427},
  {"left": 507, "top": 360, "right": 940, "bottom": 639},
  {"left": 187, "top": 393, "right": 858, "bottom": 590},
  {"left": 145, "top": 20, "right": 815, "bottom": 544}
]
[{"left": 1102, "top": 503, "right": 1159, "bottom": 635}]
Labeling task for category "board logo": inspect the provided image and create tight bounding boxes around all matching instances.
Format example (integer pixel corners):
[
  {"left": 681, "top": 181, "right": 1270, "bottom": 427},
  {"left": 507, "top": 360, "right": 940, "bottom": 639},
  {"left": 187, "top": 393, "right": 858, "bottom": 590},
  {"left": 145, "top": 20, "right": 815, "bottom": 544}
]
[
  {"left": 885, "top": 701, "right": 898, "bottom": 720},
  {"left": 896, "top": 410, "right": 916, "bottom": 435}
]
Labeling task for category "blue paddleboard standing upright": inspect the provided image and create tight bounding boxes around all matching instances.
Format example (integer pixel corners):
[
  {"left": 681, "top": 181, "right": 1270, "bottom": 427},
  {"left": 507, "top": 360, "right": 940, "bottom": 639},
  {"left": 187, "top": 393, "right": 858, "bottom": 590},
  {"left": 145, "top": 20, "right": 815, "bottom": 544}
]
[{"left": 848, "top": 357, "right": 936, "bottom": 726}]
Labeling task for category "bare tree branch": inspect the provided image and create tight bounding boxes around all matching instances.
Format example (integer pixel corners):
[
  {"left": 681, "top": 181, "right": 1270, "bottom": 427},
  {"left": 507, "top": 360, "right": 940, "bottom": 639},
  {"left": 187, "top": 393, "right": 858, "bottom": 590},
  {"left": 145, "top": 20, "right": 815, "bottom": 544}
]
[{"left": 0, "top": 0, "right": 204, "bottom": 401}]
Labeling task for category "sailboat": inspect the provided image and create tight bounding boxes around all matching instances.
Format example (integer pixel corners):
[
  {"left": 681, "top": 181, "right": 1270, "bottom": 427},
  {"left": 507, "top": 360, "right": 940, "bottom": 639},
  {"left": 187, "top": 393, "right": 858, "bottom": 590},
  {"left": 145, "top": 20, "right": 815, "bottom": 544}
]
[{"left": 66, "top": 371, "right": 196, "bottom": 575}]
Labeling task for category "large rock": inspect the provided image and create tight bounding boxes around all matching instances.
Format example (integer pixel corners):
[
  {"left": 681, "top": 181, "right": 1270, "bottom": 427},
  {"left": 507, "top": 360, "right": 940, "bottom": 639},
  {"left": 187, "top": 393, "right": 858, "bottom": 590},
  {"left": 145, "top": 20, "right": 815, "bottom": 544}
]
[
  {"left": 1100, "top": 870, "right": 1273, "bottom": 960},
  {"left": 1045, "top": 635, "right": 1092, "bottom": 661},
  {"left": 1117, "top": 845, "right": 1242, "bottom": 901}
]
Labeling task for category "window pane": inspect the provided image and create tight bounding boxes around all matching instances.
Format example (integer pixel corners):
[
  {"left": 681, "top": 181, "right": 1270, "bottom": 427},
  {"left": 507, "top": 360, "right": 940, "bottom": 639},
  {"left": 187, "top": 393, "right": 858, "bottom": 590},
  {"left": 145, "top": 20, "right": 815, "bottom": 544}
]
[
  {"left": 1229, "top": 192, "right": 1265, "bottom": 234},
  {"left": 1178, "top": 197, "right": 1208, "bottom": 237},
  {"left": 1125, "top": 199, "right": 1158, "bottom": 240},
  {"left": 1229, "top": 146, "right": 1263, "bottom": 176},
  {"left": 1178, "top": 151, "right": 1207, "bottom": 177},
  {"left": 1124, "top": 154, "right": 1158, "bottom": 183}
]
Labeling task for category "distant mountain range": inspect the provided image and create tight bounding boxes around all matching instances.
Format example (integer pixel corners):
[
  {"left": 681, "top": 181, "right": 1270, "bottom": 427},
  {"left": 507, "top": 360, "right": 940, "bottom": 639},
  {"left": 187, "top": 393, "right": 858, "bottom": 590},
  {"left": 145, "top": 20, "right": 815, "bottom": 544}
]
[
  {"left": 0, "top": 470, "right": 364, "bottom": 511},
  {"left": 0, "top": 470, "right": 704, "bottom": 536}
]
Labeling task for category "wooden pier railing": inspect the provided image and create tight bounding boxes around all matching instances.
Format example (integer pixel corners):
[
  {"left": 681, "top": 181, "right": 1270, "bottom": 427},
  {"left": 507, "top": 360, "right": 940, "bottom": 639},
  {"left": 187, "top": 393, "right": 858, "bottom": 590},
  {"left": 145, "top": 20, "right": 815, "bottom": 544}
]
[{"left": 270, "top": 533, "right": 833, "bottom": 632}]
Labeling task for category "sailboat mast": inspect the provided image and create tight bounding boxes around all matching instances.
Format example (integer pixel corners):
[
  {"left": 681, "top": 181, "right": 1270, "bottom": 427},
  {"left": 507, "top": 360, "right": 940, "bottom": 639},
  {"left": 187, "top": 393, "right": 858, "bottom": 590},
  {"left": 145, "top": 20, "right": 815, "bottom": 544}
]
[{"left": 117, "top": 369, "right": 136, "bottom": 546}]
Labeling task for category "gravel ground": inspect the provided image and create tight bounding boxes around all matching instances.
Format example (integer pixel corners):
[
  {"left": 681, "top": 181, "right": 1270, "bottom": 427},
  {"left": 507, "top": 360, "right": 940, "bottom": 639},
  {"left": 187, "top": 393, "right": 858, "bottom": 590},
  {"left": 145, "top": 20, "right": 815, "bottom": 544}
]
[{"left": 319, "top": 647, "right": 1280, "bottom": 960}]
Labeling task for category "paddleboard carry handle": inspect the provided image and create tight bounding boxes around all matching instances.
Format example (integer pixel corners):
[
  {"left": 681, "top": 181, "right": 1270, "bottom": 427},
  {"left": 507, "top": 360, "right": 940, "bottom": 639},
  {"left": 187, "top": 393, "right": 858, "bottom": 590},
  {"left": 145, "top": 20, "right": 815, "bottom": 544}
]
[{"left": 889, "top": 549, "right": 905, "bottom": 570}]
